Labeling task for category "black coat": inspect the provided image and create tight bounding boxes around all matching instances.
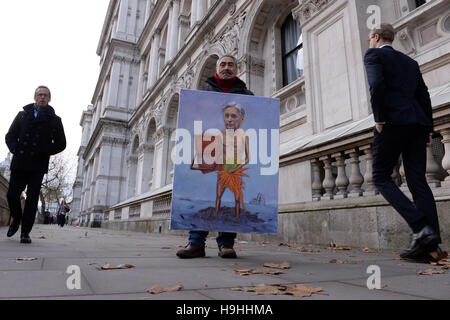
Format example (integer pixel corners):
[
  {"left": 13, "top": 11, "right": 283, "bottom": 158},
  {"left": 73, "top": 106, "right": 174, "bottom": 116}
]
[
  {"left": 364, "top": 46, "right": 433, "bottom": 133},
  {"left": 202, "top": 76, "right": 254, "bottom": 96},
  {"left": 5, "top": 103, "right": 66, "bottom": 173}
]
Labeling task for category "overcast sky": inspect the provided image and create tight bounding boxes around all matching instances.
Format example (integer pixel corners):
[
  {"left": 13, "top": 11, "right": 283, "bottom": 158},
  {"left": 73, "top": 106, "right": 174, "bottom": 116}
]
[{"left": 0, "top": 0, "right": 110, "bottom": 175}]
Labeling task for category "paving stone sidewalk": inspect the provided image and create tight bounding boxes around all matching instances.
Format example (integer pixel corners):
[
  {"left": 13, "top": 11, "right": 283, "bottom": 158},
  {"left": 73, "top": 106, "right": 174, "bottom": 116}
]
[{"left": 0, "top": 225, "right": 448, "bottom": 300}]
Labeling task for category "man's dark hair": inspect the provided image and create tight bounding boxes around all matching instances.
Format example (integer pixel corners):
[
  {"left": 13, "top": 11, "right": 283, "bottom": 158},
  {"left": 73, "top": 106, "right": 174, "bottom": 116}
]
[
  {"left": 371, "top": 23, "right": 395, "bottom": 42},
  {"left": 35, "top": 85, "right": 51, "bottom": 98}
]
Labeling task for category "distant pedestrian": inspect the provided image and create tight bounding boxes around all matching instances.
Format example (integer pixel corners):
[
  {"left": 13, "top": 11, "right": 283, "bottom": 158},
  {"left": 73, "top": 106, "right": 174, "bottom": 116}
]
[
  {"left": 44, "top": 209, "right": 51, "bottom": 225},
  {"left": 57, "top": 199, "right": 70, "bottom": 227},
  {"left": 5, "top": 86, "right": 66, "bottom": 243}
]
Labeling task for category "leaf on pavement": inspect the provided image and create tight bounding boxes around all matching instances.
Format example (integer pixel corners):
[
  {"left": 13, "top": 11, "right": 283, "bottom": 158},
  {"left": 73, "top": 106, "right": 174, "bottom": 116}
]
[
  {"left": 417, "top": 269, "right": 445, "bottom": 276},
  {"left": 328, "top": 259, "right": 361, "bottom": 264},
  {"left": 231, "top": 284, "right": 281, "bottom": 295},
  {"left": 147, "top": 285, "right": 183, "bottom": 294},
  {"left": 363, "top": 248, "right": 375, "bottom": 253},
  {"left": 251, "top": 269, "right": 283, "bottom": 275},
  {"left": 263, "top": 261, "right": 291, "bottom": 269},
  {"left": 283, "top": 284, "right": 324, "bottom": 297},
  {"left": 97, "top": 263, "right": 135, "bottom": 270},
  {"left": 16, "top": 257, "right": 38, "bottom": 262},
  {"left": 234, "top": 269, "right": 283, "bottom": 276},
  {"left": 231, "top": 284, "right": 325, "bottom": 297},
  {"left": 278, "top": 242, "right": 295, "bottom": 248},
  {"left": 299, "top": 248, "right": 320, "bottom": 253}
]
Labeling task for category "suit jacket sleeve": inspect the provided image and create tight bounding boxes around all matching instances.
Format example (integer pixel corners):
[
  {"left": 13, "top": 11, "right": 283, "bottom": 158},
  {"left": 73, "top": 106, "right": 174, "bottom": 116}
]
[
  {"left": 415, "top": 64, "right": 434, "bottom": 135},
  {"left": 364, "top": 49, "right": 387, "bottom": 123},
  {"left": 49, "top": 117, "right": 67, "bottom": 156},
  {"left": 5, "top": 112, "right": 23, "bottom": 155}
]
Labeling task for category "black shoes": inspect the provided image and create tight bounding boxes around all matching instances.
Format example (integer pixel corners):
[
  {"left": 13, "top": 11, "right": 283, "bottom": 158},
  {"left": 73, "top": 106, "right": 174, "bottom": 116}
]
[
  {"left": 400, "top": 226, "right": 440, "bottom": 260},
  {"left": 218, "top": 245, "right": 237, "bottom": 259},
  {"left": 20, "top": 233, "right": 32, "bottom": 244},
  {"left": 7, "top": 220, "right": 20, "bottom": 238},
  {"left": 176, "top": 243, "right": 205, "bottom": 259}
]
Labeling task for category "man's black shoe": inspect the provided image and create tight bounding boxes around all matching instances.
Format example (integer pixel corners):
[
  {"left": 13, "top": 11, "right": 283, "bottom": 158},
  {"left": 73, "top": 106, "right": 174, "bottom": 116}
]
[
  {"left": 20, "top": 233, "right": 32, "bottom": 244},
  {"left": 7, "top": 221, "right": 20, "bottom": 238},
  {"left": 400, "top": 226, "right": 439, "bottom": 259}
]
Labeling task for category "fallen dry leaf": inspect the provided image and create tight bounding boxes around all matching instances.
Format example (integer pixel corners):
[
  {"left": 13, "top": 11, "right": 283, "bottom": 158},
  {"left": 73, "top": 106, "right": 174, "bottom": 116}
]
[
  {"left": 231, "top": 284, "right": 281, "bottom": 295},
  {"left": 252, "top": 269, "right": 283, "bottom": 275},
  {"left": 39, "top": 236, "right": 47, "bottom": 239},
  {"left": 363, "top": 248, "right": 375, "bottom": 253},
  {"left": 328, "top": 259, "right": 361, "bottom": 264},
  {"left": 147, "top": 285, "right": 183, "bottom": 294},
  {"left": 417, "top": 269, "right": 445, "bottom": 276},
  {"left": 16, "top": 257, "right": 38, "bottom": 262},
  {"left": 231, "top": 283, "right": 325, "bottom": 297},
  {"left": 278, "top": 242, "right": 296, "bottom": 248},
  {"left": 283, "top": 284, "right": 324, "bottom": 297},
  {"left": 263, "top": 261, "right": 291, "bottom": 270},
  {"left": 234, "top": 269, "right": 283, "bottom": 276},
  {"left": 328, "top": 246, "right": 351, "bottom": 251},
  {"left": 97, "top": 264, "right": 135, "bottom": 270},
  {"left": 299, "top": 248, "right": 320, "bottom": 253}
]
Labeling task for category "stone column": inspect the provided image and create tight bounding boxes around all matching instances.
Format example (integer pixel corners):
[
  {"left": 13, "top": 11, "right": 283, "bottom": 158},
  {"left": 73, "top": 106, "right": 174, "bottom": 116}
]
[
  {"left": 426, "top": 144, "right": 441, "bottom": 188},
  {"left": 117, "top": 0, "right": 130, "bottom": 34},
  {"left": 178, "top": 14, "right": 190, "bottom": 49},
  {"left": 346, "top": 149, "right": 364, "bottom": 197},
  {"left": 169, "top": 0, "right": 180, "bottom": 60},
  {"left": 149, "top": 30, "right": 161, "bottom": 87},
  {"left": 136, "top": 58, "right": 145, "bottom": 105},
  {"left": 361, "top": 145, "right": 378, "bottom": 196},
  {"left": 440, "top": 129, "right": 450, "bottom": 188},
  {"left": 320, "top": 155, "right": 335, "bottom": 200},
  {"left": 196, "top": 0, "right": 206, "bottom": 23},
  {"left": 165, "top": 3, "right": 174, "bottom": 64},
  {"left": 144, "top": 0, "right": 153, "bottom": 22},
  {"left": 332, "top": 152, "right": 348, "bottom": 199},
  {"left": 126, "top": 155, "right": 138, "bottom": 198},
  {"left": 191, "top": 0, "right": 198, "bottom": 26},
  {"left": 107, "top": 60, "right": 122, "bottom": 107},
  {"left": 311, "top": 159, "right": 322, "bottom": 201}
]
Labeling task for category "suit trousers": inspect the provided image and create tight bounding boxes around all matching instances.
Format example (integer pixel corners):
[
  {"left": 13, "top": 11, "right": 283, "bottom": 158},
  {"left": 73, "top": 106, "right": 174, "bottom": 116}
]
[
  {"left": 372, "top": 124, "right": 440, "bottom": 241},
  {"left": 7, "top": 170, "right": 45, "bottom": 235}
]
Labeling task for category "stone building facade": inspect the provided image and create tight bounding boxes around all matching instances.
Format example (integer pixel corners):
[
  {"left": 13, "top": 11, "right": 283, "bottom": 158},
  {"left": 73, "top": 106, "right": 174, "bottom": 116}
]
[{"left": 73, "top": 0, "right": 450, "bottom": 249}]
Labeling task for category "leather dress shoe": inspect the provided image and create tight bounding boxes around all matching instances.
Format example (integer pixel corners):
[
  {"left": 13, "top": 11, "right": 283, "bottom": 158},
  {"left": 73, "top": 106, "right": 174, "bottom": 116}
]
[
  {"left": 400, "top": 226, "right": 439, "bottom": 260},
  {"left": 7, "top": 221, "right": 20, "bottom": 238},
  {"left": 176, "top": 243, "right": 205, "bottom": 259},
  {"left": 218, "top": 245, "right": 237, "bottom": 259},
  {"left": 20, "top": 233, "right": 32, "bottom": 244}
]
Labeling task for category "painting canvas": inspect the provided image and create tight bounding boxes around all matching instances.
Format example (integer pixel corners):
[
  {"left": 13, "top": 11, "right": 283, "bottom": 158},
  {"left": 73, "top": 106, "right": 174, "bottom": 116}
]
[{"left": 170, "top": 89, "right": 280, "bottom": 234}]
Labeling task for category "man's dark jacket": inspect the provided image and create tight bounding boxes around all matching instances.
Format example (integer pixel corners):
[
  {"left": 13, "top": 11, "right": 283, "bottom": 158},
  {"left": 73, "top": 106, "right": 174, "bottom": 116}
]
[
  {"left": 5, "top": 103, "right": 66, "bottom": 173},
  {"left": 364, "top": 46, "right": 433, "bottom": 133},
  {"left": 202, "top": 76, "right": 254, "bottom": 96}
]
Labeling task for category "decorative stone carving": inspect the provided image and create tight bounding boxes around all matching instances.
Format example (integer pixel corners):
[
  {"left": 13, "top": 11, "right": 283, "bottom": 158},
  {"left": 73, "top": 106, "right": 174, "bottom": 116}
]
[
  {"left": 215, "top": 11, "right": 247, "bottom": 54},
  {"left": 293, "top": 0, "right": 336, "bottom": 24},
  {"left": 397, "top": 27, "right": 416, "bottom": 55}
]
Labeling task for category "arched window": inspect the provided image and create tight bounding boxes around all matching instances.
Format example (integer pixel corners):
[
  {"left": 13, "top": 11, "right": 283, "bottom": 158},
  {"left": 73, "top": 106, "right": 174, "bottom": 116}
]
[{"left": 281, "top": 13, "right": 303, "bottom": 86}]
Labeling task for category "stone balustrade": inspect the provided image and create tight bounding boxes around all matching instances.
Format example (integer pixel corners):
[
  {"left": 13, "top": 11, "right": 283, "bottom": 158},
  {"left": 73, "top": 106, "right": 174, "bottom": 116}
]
[{"left": 310, "top": 126, "right": 450, "bottom": 202}]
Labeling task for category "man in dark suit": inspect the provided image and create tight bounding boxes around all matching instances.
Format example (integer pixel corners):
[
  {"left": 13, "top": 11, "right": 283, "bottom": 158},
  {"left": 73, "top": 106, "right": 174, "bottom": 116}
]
[
  {"left": 364, "top": 23, "right": 443, "bottom": 261},
  {"left": 5, "top": 86, "right": 66, "bottom": 243}
]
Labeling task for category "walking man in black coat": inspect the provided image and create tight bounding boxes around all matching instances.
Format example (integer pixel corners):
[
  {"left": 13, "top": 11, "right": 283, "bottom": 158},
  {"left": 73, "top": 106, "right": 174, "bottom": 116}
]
[
  {"left": 364, "top": 23, "right": 443, "bottom": 261},
  {"left": 5, "top": 86, "right": 66, "bottom": 243},
  {"left": 176, "top": 54, "right": 254, "bottom": 259}
]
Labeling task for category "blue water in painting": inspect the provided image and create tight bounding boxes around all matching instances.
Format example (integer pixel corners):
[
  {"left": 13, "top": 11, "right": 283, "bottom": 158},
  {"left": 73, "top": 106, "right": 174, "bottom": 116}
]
[{"left": 170, "top": 196, "right": 278, "bottom": 234}]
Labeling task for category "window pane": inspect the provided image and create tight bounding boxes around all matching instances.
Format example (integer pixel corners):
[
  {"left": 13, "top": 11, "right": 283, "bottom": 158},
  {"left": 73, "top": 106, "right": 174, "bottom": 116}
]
[
  {"left": 282, "top": 13, "right": 303, "bottom": 86},
  {"left": 282, "top": 14, "right": 302, "bottom": 54},
  {"left": 284, "top": 48, "right": 304, "bottom": 85}
]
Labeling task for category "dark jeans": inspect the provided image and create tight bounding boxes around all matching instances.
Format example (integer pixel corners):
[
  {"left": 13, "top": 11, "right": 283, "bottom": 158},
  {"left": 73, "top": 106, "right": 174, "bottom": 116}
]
[
  {"left": 57, "top": 214, "right": 66, "bottom": 227},
  {"left": 189, "top": 231, "right": 236, "bottom": 248},
  {"left": 7, "top": 170, "right": 45, "bottom": 235},
  {"left": 372, "top": 124, "right": 440, "bottom": 241}
]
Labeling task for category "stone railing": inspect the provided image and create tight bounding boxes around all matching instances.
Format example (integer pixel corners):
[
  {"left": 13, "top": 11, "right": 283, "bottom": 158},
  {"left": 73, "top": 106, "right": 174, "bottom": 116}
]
[
  {"left": 152, "top": 193, "right": 172, "bottom": 217},
  {"left": 282, "top": 102, "right": 450, "bottom": 202}
]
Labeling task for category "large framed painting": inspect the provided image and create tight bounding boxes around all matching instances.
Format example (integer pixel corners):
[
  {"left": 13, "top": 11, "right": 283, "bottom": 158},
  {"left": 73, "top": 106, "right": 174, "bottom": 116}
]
[{"left": 170, "top": 89, "right": 280, "bottom": 234}]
